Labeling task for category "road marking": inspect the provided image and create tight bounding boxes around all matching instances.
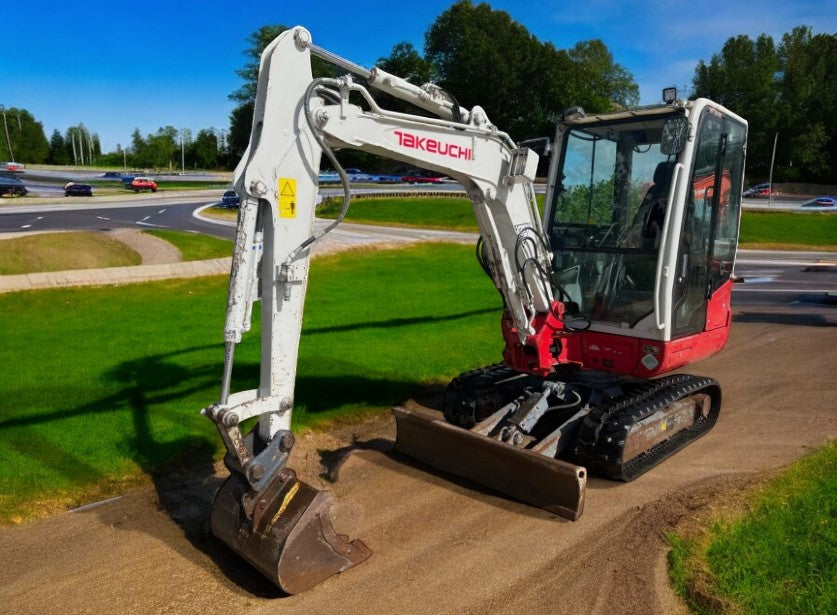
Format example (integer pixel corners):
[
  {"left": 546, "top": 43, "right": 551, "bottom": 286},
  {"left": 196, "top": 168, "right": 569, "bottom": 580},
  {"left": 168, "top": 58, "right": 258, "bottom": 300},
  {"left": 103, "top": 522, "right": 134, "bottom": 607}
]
[
  {"left": 20, "top": 224, "right": 31, "bottom": 229},
  {"left": 733, "top": 287, "right": 835, "bottom": 293},
  {"left": 158, "top": 208, "right": 166, "bottom": 213},
  {"left": 96, "top": 215, "right": 110, "bottom": 220},
  {"left": 138, "top": 215, "right": 150, "bottom": 222},
  {"left": 737, "top": 259, "right": 835, "bottom": 267},
  {"left": 136, "top": 221, "right": 167, "bottom": 228},
  {"left": 36, "top": 216, "right": 43, "bottom": 220}
]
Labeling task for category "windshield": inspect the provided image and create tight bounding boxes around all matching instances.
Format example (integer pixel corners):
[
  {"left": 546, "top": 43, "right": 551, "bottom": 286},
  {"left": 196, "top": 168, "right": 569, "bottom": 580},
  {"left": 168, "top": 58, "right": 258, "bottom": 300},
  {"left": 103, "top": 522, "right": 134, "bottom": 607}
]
[{"left": 548, "top": 114, "right": 680, "bottom": 327}]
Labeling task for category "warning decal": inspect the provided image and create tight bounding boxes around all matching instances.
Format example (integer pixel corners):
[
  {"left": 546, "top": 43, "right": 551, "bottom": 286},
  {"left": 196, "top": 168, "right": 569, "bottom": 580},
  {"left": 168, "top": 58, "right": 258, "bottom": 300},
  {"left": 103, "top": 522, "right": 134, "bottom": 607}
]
[{"left": 278, "top": 178, "right": 297, "bottom": 218}]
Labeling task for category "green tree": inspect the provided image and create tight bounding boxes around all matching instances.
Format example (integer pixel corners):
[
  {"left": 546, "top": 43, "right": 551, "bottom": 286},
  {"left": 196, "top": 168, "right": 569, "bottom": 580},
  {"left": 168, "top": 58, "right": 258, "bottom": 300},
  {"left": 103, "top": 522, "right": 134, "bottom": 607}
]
[
  {"left": 48, "top": 129, "right": 70, "bottom": 165},
  {"left": 693, "top": 28, "right": 835, "bottom": 183},
  {"left": 146, "top": 126, "right": 178, "bottom": 169},
  {"left": 424, "top": 1, "right": 637, "bottom": 140},
  {"left": 777, "top": 27, "right": 836, "bottom": 181},
  {"left": 566, "top": 40, "right": 638, "bottom": 111},
  {"left": 189, "top": 128, "right": 219, "bottom": 169},
  {"left": 692, "top": 34, "right": 780, "bottom": 178},
  {"left": 228, "top": 25, "right": 336, "bottom": 161},
  {"left": 377, "top": 42, "right": 435, "bottom": 84},
  {"left": 65, "top": 124, "right": 99, "bottom": 165},
  {"left": 424, "top": 0, "right": 543, "bottom": 138},
  {"left": 0, "top": 107, "right": 50, "bottom": 163}
]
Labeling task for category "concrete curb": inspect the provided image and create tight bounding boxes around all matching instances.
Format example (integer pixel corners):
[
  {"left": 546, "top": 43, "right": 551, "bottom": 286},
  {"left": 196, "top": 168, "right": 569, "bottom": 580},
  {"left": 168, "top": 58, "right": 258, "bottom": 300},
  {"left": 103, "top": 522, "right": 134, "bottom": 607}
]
[{"left": 0, "top": 257, "right": 232, "bottom": 294}]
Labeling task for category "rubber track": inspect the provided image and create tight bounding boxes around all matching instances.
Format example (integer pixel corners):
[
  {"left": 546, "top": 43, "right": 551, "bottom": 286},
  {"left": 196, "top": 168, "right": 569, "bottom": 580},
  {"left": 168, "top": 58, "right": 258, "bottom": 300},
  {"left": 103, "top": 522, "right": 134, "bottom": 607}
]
[
  {"left": 443, "top": 363, "right": 543, "bottom": 428},
  {"left": 573, "top": 374, "right": 721, "bottom": 481}
]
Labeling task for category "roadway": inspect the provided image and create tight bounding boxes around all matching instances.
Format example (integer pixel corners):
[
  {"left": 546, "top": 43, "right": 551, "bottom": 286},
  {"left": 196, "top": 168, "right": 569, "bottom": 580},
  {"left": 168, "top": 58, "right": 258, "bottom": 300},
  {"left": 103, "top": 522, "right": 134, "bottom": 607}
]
[{"left": 0, "top": 195, "right": 834, "bottom": 320}]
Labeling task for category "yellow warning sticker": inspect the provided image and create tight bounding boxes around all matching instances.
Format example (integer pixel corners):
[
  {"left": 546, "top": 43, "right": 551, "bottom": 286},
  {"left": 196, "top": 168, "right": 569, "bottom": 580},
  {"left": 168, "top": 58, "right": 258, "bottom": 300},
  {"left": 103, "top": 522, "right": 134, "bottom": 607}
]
[{"left": 278, "top": 177, "right": 297, "bottom": 218}]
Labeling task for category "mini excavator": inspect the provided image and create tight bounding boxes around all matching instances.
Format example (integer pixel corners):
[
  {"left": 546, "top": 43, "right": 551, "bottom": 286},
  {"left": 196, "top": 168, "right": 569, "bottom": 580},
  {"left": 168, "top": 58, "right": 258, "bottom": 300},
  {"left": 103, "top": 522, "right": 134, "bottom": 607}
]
[{"left": 201, "top": 27, "right": 748, "bottom": 593}]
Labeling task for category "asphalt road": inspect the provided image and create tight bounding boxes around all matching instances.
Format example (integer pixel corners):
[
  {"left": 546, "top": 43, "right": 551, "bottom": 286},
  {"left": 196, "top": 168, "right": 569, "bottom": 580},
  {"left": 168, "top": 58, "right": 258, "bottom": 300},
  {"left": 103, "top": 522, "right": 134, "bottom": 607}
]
[
  {"left": 1, "top": 197, "right": 834, "bottom": 319},
  {"left": 0, "top": 199, "right": 230, "bottom": 238}
]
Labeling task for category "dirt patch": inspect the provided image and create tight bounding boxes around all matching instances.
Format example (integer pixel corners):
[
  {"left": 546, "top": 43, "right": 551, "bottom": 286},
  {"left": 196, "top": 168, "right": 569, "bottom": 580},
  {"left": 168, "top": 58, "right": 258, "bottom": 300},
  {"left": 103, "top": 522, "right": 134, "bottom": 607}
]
[
  {"left": 0, "top": 321, "right": 834, "bottom": 615},
  {"left": 107, "top": 229, "right": 182, "bottom": 265}
]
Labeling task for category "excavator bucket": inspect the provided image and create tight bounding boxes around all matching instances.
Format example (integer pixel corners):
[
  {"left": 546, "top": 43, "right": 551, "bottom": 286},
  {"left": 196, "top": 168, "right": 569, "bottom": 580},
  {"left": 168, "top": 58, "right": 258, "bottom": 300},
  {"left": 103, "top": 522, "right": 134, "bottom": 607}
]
[
  {"left": 210, "top": 471, "right": 371, "bottom": 594},
  {"left": 392, "top": 407, "right": 587, "bottom": 520}
]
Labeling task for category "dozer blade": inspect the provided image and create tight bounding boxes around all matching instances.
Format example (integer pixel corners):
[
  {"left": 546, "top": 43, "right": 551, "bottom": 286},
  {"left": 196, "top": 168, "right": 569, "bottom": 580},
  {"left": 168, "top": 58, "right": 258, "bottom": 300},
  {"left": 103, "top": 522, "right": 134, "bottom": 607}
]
[
  {"left": 392, "top": 406, "right": 586, "bottom": 520},
  {"left": 210, "top": 471, "right": 371, "bottom": 594}
]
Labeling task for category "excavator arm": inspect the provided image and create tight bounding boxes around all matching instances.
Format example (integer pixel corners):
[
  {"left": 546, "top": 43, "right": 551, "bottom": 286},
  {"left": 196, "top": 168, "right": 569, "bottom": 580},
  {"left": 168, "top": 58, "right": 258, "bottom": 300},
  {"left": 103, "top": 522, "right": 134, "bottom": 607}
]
[{"left": 201, "top": 26, "right": 578, "bottom": 594}]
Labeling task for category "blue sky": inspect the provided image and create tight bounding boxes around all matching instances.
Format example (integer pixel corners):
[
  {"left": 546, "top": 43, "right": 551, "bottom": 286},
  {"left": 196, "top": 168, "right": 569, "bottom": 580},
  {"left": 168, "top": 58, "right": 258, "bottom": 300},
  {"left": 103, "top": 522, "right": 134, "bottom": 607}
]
[{"left": 3, "top": 0, "right": 834, "bottom": 152}]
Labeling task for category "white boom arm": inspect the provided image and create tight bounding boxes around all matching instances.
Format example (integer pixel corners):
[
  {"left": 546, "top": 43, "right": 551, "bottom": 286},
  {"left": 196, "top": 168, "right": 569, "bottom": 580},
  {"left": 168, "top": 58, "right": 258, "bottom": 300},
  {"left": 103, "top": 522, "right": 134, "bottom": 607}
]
[{"left": 203, "top": 27, "right": 554, "bottom": 486}]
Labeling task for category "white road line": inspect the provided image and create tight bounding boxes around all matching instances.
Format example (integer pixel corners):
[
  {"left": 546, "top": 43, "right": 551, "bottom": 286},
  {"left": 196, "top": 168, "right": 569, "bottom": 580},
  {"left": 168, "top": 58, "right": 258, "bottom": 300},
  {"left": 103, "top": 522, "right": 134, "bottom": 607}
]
[
  {"left": 737, "top": 259, "right": 836, "bottom": 267},
  {"left": 136, "top": 221, "right": 167, "bottom": 228},
  {"left": 20, "top": 224, "right": 31, "bottom": 228},
  {"left": 96, "top": 215, "right": 110, "bottom": 220},
  {"left": 733, "top": 287, "right": 834, "bottom": 293},
  {"left": 139, "top": 215, "right": 150, "bottom": 222},
  {"left": 158, "top": 208, "right": 166, "bottom": 213},
  {"left": 36, "top": 216, "right": 43, "bottom": 220}
]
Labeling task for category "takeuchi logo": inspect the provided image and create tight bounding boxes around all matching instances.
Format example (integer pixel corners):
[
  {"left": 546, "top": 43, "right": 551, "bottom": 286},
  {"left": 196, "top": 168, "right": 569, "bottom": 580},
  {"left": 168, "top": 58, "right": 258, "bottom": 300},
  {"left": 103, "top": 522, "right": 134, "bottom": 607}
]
[{"left": 394, "top": 130, "right": 472, "bottom": 160}]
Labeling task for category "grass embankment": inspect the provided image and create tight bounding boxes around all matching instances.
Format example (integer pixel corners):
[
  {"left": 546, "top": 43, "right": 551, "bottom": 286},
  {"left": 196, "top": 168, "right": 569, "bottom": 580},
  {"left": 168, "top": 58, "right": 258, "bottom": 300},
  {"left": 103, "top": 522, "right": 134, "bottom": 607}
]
[
  {"left": 739, "top": 211, "right": 837, "bottom": 250},
  {"left": 319, "top": 197, "right": 835, "bottom": 250},
  {"left": 318, "top": 196, "right": 479, "bottom": 231},
  {"left": 0, "top": 232, "right": 141, "bottom": 275},
  {"left": 144, "top": 229, "right": 232, "bottom": 260},
  {"left": 668, "top": 441, "right": 836, "bottom": 614},
  {"left": 0, "top": 243, "right": 502, "bottom": 522}
]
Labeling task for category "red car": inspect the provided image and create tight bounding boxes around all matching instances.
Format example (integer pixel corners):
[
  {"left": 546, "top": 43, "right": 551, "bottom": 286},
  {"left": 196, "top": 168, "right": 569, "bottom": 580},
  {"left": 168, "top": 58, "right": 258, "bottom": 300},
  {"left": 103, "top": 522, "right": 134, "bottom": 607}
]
[{"left": 126, "top": 176, "right": 157, "bottom": 192}]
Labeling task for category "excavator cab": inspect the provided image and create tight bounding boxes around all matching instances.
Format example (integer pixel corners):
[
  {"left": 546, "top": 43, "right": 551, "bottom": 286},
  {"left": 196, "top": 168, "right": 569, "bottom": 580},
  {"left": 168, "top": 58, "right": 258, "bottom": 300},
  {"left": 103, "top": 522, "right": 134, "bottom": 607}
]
[{"left": 546, "top": 102, "right": 747, "bottom": 364}]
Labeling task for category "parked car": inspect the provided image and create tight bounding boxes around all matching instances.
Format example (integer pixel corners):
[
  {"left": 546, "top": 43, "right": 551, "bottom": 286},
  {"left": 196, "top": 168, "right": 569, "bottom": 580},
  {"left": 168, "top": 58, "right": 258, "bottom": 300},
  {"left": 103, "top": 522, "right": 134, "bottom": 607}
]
[
  {"left": 401, "top": 170, "right": 448, "bottom": 184},
  {"left": 0, "top": 161, "right": 25, "bottom": 173},
  {"left": 344, "top": 168, "right": 372, "bottom": 182},
  {"left": 221, "top": 189, "right": 240, "bottom": 208},
  {"left": 801, "top": 195, "right": 836, "bottom": 208},
  {"left": 64, "top": 182, "right": 93, "bottom": 197},
  {"left": 743, "top": 183, "right": 771, "bottom": 198},
  {"left": 0, "top": 174, "right": 27, "bottom": 197},
  {"left": 318, "top": 171, "right": 340, "bottom": 184},
  {"left": 125, "top": 176, "right": 157, "bottom": 192}
]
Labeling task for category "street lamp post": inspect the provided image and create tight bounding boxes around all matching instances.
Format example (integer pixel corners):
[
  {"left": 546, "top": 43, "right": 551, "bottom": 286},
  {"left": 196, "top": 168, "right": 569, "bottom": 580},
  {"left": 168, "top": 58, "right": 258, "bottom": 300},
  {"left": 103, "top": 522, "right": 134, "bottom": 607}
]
[
  {"left": 1, "top": 109, "right": 14, "bottom": 162},
  {"left": 768, "top": 132, "right": 778, "bottom": 207}
]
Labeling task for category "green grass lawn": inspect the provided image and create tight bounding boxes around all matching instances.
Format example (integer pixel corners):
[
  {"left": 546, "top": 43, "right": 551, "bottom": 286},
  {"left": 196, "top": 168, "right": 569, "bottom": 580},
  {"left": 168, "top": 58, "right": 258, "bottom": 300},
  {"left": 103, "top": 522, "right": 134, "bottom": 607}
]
[
  {"left": 739, "top": 211, "right": 837, "bottom": 249},
  {"left": 144, "top": 229, "right": 232, "bottom": 260},
  {"left": 317, "top": 196, "right": 480, "bottom": 231},
  {"left": 0, "top": 243, "right": 502, "bottom": 522},
  {"left": 317, "top": 196, "right": 835, "bottom": 250},
  {"left": 668, "top": 441, "right": 836, "bottom": 614},
  {"left": 0, "top": 232, "right": 141, "bottom": 274}
]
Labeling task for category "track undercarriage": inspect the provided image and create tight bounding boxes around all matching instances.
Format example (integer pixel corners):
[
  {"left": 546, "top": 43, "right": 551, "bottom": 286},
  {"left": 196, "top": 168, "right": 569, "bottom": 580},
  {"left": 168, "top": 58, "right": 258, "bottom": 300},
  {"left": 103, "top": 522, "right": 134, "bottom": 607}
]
[{"left": 394, "top": 363, "right": 721, "bottom": 519}]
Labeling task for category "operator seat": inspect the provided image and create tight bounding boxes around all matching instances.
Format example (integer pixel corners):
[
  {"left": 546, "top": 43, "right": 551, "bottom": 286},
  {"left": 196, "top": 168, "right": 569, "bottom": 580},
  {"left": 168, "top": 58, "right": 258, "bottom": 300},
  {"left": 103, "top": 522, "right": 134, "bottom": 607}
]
[{"left": 632, "top": 161, "right": 675, "bottom": 250}]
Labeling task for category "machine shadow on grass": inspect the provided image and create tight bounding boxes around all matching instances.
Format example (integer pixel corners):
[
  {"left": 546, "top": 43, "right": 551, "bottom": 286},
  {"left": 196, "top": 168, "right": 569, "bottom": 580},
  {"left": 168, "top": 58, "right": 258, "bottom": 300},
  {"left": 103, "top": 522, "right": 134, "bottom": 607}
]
[{"left": 90, "top": 344, "right": 448, "bottom": 596}]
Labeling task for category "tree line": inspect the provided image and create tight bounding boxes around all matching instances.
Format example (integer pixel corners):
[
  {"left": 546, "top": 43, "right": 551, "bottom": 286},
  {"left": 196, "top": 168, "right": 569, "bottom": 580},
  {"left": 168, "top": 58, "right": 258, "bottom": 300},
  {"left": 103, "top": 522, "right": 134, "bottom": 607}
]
[
  {"left": 692, "top": 26, "right": 835, "bottom": 183},
  {"left": 226, "top": 0, "right": 639, "bottom": 166}
]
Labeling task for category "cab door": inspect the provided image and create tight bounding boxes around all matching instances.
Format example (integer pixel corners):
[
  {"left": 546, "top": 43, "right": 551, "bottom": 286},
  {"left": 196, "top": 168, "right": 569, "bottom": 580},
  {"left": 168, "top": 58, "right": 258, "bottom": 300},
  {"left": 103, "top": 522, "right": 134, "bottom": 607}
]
[{"left": 672, "top": 109, "right": 746, "bottom": 337}]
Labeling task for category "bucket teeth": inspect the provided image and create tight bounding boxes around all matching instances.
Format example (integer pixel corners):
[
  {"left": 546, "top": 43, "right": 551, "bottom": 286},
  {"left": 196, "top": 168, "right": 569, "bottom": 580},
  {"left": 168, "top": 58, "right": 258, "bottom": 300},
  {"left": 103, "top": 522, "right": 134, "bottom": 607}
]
[
  {"left": 393, "top": 406, "right": 586, "bottom": 520},
  {"left": 210, "top": 472, "right": 371, "bottom": 594}
]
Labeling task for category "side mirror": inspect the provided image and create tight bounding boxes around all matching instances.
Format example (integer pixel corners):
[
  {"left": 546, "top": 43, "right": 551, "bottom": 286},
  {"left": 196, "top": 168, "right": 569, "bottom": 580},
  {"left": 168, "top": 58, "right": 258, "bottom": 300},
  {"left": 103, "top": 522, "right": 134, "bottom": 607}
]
[{"left": 518, "top": 137, "right": 553, "bottom": 157}]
